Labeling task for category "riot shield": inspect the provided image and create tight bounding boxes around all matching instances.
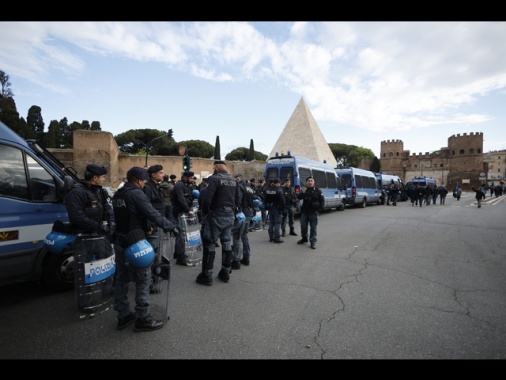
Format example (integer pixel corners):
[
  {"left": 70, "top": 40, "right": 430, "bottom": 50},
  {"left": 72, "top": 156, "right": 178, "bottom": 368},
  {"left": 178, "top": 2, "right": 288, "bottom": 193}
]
[
  {"left": 73, "top": 234, "right": 115, "bottom": 320},
  {"left": 151, "top": 231, "right": 175, "bottom": 320},
  {"left": 178, "top": 214, "right": 203, "bottom": 266}
]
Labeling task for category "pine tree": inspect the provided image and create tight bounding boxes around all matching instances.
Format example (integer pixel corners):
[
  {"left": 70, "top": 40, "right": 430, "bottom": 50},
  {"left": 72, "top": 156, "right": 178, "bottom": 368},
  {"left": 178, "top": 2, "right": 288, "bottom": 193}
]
[{"left": 214, "top": 135, "right": 221, "bottom": 160}]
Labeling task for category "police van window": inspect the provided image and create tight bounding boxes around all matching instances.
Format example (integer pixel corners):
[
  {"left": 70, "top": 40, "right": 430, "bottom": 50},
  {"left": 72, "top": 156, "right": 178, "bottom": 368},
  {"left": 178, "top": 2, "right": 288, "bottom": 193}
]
[
  {"left": 313, "top": 170, "right": 326, "bottom": 188},
  {"left": 368, "top": 177, "right": 377, "bottom": 189},
  {"left": 0, "top": 145, "right": 29, "bottom": 200},
  {"left": 280, "top": 168, "right": 294, "bottom": 184},
  {"left": 336, "top": 175, "right": 343, "bottom": 190},
  {"left": 299, "top": 168, "right": 311, "bottom": 184},
  {"left": 355, "top": 175, "right": 363, "bottom": 188},
  {"left": 27, "top": 155, "right": 58, "bottom": 202},
  {"left": 266, "top": 167, "right": 278, "bottom": 183},
  {"left": 326, "top": 172, "right": 337, "bottom": 189},
  {"left": 340, "top": 174, "right": 352, "bottom": 188}
]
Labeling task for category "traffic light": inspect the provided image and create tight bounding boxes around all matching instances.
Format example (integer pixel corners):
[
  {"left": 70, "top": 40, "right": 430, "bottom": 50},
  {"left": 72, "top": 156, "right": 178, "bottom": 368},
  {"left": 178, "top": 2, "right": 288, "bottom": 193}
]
[{"left": 183, "top": 155, "right": 192, "bottom": 170}]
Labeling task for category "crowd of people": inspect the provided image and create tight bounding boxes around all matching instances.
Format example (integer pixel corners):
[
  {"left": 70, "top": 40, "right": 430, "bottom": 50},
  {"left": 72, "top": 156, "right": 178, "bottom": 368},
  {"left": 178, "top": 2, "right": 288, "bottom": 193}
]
[{"left": 65, "top": 161, "right": 503, "bottom": 333}]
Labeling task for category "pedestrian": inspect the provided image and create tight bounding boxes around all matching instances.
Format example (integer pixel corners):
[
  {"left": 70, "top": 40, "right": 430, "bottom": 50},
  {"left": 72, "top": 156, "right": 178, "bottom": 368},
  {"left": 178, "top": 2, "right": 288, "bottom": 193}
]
[
  {"left": 417, "top": 185, "right": 425, "bottom": 207},
  {"left": 297, "top": 176, "right": 324, "bottom": 249},
  {"left": 281, "top": 178, "right": 298, "bottom": 237},
  {"left": 143, "top": 165, "right": 166, "bottom": 293},
  {"left": 424, "top": 185, "right": 432, "bottom": 205},
  {"left": 431, "top": 186, "right": 439, "bottom": 205},
  {"left": 231, "top": 174, "right": 255, "bottom": 269},
  {"left": 64, "top": 164, "right": 116, "bottom": 313},
  {"left": 264, "top": 178, "right": 285, "bottom": 244},
  {"left": 453, "top": 186, "right": 462, "bottom": 201},
  {"left": 439, "top": 185, "right": 448, "bottom": 205},
  {"left": 257, "top": 179, "right": 268, "bottom": 228},
  {"left": 111, "top": 166, "right": 178, "bottom": 332},
  {"left": 172, "top": 171, "right": 196, "bottom": 266},
  {"left": 195, "top": 160, "right": 237, "bottom": 286},
  {"left": 471, "top": 186, "right": 486, "bottom": 208}
]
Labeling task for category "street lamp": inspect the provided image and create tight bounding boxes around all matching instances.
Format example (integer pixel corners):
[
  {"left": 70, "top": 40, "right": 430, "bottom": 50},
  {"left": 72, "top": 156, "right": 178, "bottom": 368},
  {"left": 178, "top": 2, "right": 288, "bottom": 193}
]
[{"left": 145, "top": 129, "right": 173, "bottom": 167}]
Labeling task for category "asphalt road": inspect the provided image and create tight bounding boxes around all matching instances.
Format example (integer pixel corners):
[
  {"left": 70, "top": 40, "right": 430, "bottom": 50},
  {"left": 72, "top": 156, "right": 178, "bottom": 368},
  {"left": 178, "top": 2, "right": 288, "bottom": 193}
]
[{"left": 1, "top": 192, "right": 505, "bottom": 359}]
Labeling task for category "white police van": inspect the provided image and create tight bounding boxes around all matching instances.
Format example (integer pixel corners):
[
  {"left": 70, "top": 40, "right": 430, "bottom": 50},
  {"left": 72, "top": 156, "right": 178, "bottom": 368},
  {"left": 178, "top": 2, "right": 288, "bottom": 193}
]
[
  {"left": 335, "top": 166, "right": 382, "bottom": 207},
  {"left": 264, "top": 153, "right": 346, "bottom": 211},
  {"left": 0, "top": 121, "right": 79, "bottom": 291}
]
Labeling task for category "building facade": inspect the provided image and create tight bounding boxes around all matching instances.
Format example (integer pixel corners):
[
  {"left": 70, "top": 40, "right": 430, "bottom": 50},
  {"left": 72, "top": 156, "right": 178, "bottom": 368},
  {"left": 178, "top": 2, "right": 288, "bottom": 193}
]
[{"left": 379, "top": 132, "right": 485, "bottom": 191}]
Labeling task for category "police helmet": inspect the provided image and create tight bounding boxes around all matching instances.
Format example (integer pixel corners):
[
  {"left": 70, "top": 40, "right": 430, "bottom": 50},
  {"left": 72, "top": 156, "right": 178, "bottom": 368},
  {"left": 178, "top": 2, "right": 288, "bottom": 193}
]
[
  {"left": 44, "top": 231, "right": 76, "bottom": 254},
  {"left": 124, "top": 239, "right": 155, "bottom": 269},
  {"left": 251, "top": 214, "right": 262, "bottom": 224},
  {"left": 234, "top": 212, "right": 246, "bottom": 229},
  {"left": 192, "top": 189, "right": 200, "bottom": 199},
  {"left": 253, "top": 198, "right": 265, "bottom": 211}
]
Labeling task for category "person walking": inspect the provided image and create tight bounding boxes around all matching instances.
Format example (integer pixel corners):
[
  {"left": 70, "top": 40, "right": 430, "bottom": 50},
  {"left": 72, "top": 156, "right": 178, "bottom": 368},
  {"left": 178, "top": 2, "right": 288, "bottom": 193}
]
[
  {"left": 471, "top": 186, "right": 486, "bottom": 208},
  {"left": 231, "top": 174, "right": 255, "bottom": 269},
  {"left": 281, "top": 178, "right": 298, "bottom": 237},
  {"left": 297, "top": 176, "right": 324, "bottom": 250},
  {"left": 195, "top": 160, "right": 237, "bottom": 286},
  {"left": 453, "top": 186, "right": 462, "bottom": 201},
  {"left": 431, "top": 186, "right": 439, "bottom": 205},
  {"left": 172, "top": 171, "right": 195, "bottom": 266},
  {"left": 111, "top": 166, "right": 178, "bottom": 332},
  {"left": 439, "top": 185, "right": 448, "bottom": 205},
  {"left": 264, "top": 178, "right": 285, "bottom": 244}
]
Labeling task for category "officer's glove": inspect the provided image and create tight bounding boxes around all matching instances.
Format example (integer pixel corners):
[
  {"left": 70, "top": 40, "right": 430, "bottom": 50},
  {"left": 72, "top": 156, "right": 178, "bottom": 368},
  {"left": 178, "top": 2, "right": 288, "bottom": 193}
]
[
  {"left": 99, "top": 223, "right": 109, "bottom": 235},
  {"left": 107, "top": 222, "right": 116, "bottom": 235}
]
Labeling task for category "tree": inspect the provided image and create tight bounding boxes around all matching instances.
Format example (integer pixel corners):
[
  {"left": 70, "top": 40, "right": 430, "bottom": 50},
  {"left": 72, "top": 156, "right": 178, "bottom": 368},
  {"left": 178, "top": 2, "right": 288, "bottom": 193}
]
[
  {"left": 59, "top": 117, "right": 72, "bottom": 148},
  {"left": 115, "top": 129, "right": 175, "bottom": 156},
  {"left": 0, "top": 70, "right": 14, "bottom": 100},
  {"left": 329, "top": 143, "right": 375, "bottom": 168},
  {"left": 42, "top": 120, "right": 60, "bottom": 148},
  {"left": 247, "top": 139, "right": 255, "bottom": 161},
  {"left": 26, "top": 106, "right": 44, "bottom": 142},
  {"left": 225, "top": 147, "right": 268, "bottom": 161},
  {"left": 214, "top": 136, "right": 221, "bottom": 160},
  {"left": 370, "top": 156, "right": 381, "bottom": 173}
]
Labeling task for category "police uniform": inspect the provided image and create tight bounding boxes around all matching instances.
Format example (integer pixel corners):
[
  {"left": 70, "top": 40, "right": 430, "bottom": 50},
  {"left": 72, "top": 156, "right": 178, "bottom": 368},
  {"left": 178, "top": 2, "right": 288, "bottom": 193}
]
[
  {"left": 231, "top": 174, "right": 255, "bottom": 269},
  {"left": 172, "top": 171, "right": 195, "bottom": 265},
  {"left": 297, "top": 176, "right": 324, "bottom": 249},
  {"left": 196, "top": 161, "right": 237, "bottom": 285},
  {"left": 281, "top": 179, "right": 298, "bottom": 237},
  {"left": 263, "top": 178, "right": 286, "bottom": 243},
  {"left": 112, "top": 166, "right": 176, "bottom": 332}
]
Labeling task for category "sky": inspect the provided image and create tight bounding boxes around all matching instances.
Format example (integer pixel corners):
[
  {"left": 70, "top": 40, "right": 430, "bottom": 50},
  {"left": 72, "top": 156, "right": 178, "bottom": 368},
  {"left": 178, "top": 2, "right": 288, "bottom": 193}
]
[{"left": 1, "top": 21, "right": 506, "bottom": 159}]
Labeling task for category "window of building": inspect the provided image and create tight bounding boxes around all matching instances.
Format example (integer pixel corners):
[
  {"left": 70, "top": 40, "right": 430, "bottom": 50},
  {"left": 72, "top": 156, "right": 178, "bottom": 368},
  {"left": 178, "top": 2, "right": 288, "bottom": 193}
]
[
  {"left": 459, "top": 149, "right": 465, "bottom": 155},
  {"left": 470, "top": 149, "right": 474, "bottom": 154}
]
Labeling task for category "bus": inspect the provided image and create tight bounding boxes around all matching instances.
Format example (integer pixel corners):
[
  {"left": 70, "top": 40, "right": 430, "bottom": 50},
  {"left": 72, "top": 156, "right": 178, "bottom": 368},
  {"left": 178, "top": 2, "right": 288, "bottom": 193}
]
[
  {"left": 335, "top": 166, "right": 382, "bottom": 207},
  {"left": 0, "top": 121, "right": 79, "bottom": 291},
  {"left": 263, "top": 153, "right": 346, "bottom": 211}
]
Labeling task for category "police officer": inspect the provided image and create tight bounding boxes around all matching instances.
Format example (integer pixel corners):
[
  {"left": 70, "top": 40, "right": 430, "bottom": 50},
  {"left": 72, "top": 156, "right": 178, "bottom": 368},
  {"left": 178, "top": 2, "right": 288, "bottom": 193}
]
[
  {"left": 231, "top": 174, "right": 255, "bottom": 269},
  {"left": 281, "top": 178, "right": 298, "bottom": 237},
  {"left": 264, "top": 178, "right": 285, "bottom": 244},
  {"left": 297, "top": 176, "right": 324, "bottom": 250},
  {"left": 65, "top": 163, "right": 115, "bottom": 237},
  {"left": 172, "top": 171, "right": 195, "bottom": 266},
  {"left": 64, "top": 164, "right": 116, "bottom": 314},
  {"left": 112, "top": 166, "right": 178, "bottom": 332},
  {"left": 159, "top": 174, "right": 175, "bottom": 221},
  {"left": 195, "top": 160, "right": 237, "bottom": 286},
  {"left": 144, "top": 165, "right": 166, "bottom": 293}
]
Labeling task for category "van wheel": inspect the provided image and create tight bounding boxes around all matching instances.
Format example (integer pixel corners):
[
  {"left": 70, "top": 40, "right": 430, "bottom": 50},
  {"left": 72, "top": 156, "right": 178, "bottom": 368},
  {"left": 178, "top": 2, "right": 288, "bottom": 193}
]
[
  {"left": 41, "top": 250, "right": 75, "bottom": 292},
  {"left": 360, "top": 198, "right": 367, "bottom": 208},
  {"left": 338, "top": 203, "right": 345, "bottom": 211}
]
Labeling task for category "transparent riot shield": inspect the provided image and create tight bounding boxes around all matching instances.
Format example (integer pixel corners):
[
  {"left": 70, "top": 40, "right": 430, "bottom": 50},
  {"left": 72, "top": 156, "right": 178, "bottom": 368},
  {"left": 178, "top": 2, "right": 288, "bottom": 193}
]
[
  {"left": 150, "top": 231, "right": 175, "bottom": 320},
  {"left": 178, "top": 214, "right": 203, "bottom": 266},
  {"left": 73, "top": 234, "right": 115, "bottom": 320}
]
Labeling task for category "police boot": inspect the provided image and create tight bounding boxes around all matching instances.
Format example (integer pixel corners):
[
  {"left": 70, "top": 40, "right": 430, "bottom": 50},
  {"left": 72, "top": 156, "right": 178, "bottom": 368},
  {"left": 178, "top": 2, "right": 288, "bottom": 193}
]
[
  {"left": 289, "top": 228, "right": 298, "bottom": 236},
  {"left": 196, "top": 248, "right": 215, "bottom": 286},
  {"left": 281, "top": 228, "right": 286, "bottom": 237},
  {"left": 219, "top": 250, "right": 233, "bottom": 283}
]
